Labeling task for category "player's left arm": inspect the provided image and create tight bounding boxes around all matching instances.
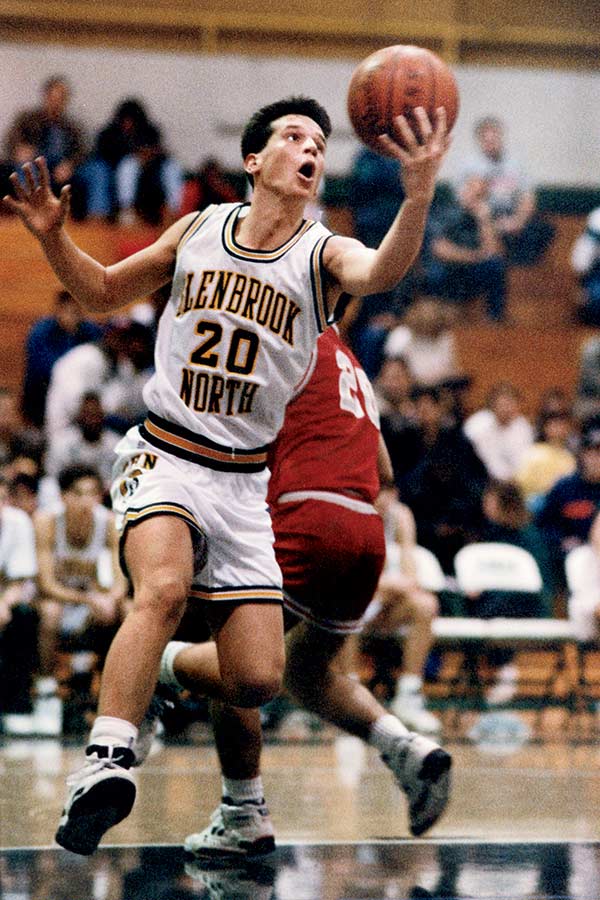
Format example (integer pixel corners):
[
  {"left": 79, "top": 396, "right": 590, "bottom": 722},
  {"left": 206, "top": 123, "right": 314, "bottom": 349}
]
[{"left": 323, "top": 107, "right": 450, "bottom": 300}]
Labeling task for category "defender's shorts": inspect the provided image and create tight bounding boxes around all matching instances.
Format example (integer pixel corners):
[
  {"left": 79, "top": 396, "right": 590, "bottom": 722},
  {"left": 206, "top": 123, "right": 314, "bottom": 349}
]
[
  {"left": 271, "top": 491, "right": 386, "bottom": 634},
  {"left": 111, "top": 427, "right": 282, "bottom": 605}
]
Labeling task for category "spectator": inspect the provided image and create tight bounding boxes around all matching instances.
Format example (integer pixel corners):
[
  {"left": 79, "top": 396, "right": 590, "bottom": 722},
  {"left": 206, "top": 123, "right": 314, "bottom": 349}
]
[
  {"left": 535, "top": 426, "right": 600, "bottom": 587},
  {"left": 571, "top": 206, "right": 600, "bottom": 325},
  {"left": 383, "top": 296, "right": 460, "bottom": 387},
  {"left": 9, "top": 472, "right": 40, "bottom": 519},
  {"left": 464, "top": 382, "right": 534, "bottom": 481},
  {"left": 515, "top": 411, "right": 577, "bottom": 511},
  {"left": 0, "top": 474, "right": 39, "bottom": 734},
  {"left": 567, "top": 509, "right": 600, "bottom": 642},
  {"left": 2, "top": 75, "right": 110, "bottom": 220},
  {"left": 94, "top": 98, "right": 151, "bottom": 218},
  {"left": 362, "top": 492, "right": 441, "bottom": 734},
  {"left": 44, "top": 320, "right": 154, "bottom": 439},
  {"left": 115, "top": 122, "right": 183, "bottom": 226},
  {"left": 22, "top": 290, "right": 102, "bottom": 428},
  {"left": 458, "top": 116, "right": 554, "bottom": 265},
  {"left": 474, "top": 479, "right": 553, "bottom": 705},
  {"left": 574, "top": 334, "right": 600, "bottom": 423},
  {"left": 45, "top": 391, "right": 121, "bottom": 495},
  {"left": 425, "top": 175, "right": 507, "bottom": 323},
  {"left": 34, "top": 465, "right": 127, "bottom": 735},
  {"left": 347, "top": 146, "right": 412, "bottom": 376},
  {"left": 0, "top": 387, "right": 44, "bottom": 471},
  {"left": 180, "top": 156, "right": 241, "bottom": 216},
  {"left": 401, "top": 386, "right": 488, "bottom": 572}
]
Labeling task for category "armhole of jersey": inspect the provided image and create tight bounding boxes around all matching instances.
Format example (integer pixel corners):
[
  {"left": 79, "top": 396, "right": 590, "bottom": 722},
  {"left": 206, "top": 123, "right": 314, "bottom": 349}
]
[
  {"left": 290, "top": 344, "right": 318, "bottom": 400},
  {"left": 309, "top": 232, "right": 334, "bottom": 333},
  {"left": 176, "top": 204, "right": 216, "bottom": 255}
]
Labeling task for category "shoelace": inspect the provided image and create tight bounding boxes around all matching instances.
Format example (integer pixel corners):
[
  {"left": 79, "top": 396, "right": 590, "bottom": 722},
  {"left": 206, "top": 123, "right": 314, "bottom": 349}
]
[{"left": 66, "top": 750, "right": 125, "bottom": 786}]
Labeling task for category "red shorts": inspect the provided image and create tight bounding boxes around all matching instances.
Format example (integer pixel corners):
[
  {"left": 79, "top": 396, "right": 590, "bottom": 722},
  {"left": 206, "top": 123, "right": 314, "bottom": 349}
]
[{"left": 271, "top": 494, "right": 386, "bottom": 634}]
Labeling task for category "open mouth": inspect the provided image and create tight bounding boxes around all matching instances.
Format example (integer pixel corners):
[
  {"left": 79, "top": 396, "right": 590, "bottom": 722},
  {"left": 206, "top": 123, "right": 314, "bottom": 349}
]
[{"left": 298, "top": 161, "right": 315, "bottom": 180}]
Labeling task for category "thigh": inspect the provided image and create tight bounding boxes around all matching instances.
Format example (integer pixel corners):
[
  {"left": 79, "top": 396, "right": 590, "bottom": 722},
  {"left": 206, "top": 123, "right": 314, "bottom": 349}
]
[
  {"left": 204, "top": 601, "right": 284, "bottom": 683},
  {"left": 123, "top": 514, "right": 195, "bottom": 595}
]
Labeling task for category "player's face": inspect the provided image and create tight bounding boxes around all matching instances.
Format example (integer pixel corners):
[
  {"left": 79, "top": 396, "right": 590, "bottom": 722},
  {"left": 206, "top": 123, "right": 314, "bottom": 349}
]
[{"left": 249, "top": 114, "right": 326, "bottom": 201}]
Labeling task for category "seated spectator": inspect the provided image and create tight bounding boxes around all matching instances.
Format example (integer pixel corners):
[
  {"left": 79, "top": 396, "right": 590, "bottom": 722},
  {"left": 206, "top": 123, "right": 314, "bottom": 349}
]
[
  {"left": 571, "top": 206, "right": 600, "bottom": 325},
  {"left": 180, "top": 156, "right": 241, "bottom": 216},
  {"left": 0, "top": 387, "right": 44, "bottom": 471},
  {"left": 425, "top": 175, "right": 507, "bottom": 323},
  {"left": 535, "top": 426, "right": 600, "bottom": 589},
  {"left": 457, "top": 116, "right": 554, "bottom": 266},
  {"left": 515, "top": 410, "right": 577, "bottom": 512},
  {"left": 464, "top": 382, "right": 534, "bottom": 481},
  {"left": 567, "top": 510, "right": 600, "bottom": 642},
  {"left": 34, "top": 465, "right": 127, "bottom": 735},
  {"left": 2, "top": 75, "right": 110, "bottom": 220},
  {"left": 574, "top": 334, "right": 600, "bottom": 423},
  {"left": 94, "top": 98, "right": 152, "bottom": 218},
  {"left": 383, "top": 296, "right": 460, "bottom": 387},
  {"left": 9, "top": 472, "right": 40, "bottom": 519},
  {"left": 0, "top": 474, "right": 39, "bottom": 734},
  {"left": 347, "top": 146, "right": 412, "bottom": 377},
  {"left": 361, "top": 491, "right": 440, "bottom": 734},
  {"left": 472, "top": 479, "right": 553, "bottom": 705},
  {"left": 115, "top": 122, "right": 183, "bottom": 226},
  {"left": 44, "top": 319, "right": 154, "bottom": 439},
  {"left": 22, "top": 290, "right": 102, "bottom": 428},
  {"left": 45, "top": 391, "right": 121, "bottom": 496}
]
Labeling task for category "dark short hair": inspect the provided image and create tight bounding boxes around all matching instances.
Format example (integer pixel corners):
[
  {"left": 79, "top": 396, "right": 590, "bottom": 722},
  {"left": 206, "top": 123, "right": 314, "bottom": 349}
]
[
  {"left": 475, "top": 115, "right": 502, "bottom": 135},
  {"left": 43, "top": 75, "right": 69, "bottom": 94},
  {"left": 241, "top": 96, "right": 331, "bottom": 184},
  {"left": 58, "top": 464, "right": 102, "bottom": 494}
]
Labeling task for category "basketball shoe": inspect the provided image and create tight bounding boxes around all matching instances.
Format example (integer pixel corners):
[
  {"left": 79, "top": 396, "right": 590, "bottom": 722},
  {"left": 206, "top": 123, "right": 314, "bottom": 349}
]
[
  {"left": 55, "top": 744, "right": 136, "bottom": 855},
  {"left": 184, "top": 801, "right": 276, "bottom": 859},
  {"left": 184, "top": 857, "right": 277, "bottom": 899},
  {"left": 133, "top": 688, "right": 176, "bottom": 766},
  {"left": 381, "top": 732, "right": 452, "bottom": 836}
]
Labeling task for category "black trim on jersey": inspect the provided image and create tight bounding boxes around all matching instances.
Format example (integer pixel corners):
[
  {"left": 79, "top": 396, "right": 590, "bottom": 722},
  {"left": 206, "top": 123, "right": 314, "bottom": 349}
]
[
  {"left": 309, "top": 233, "right": 335, "bottom": 332},
  {"left": 222, "top": 203, "right": 316, "bottom": 263},
  {"left": 176, "top": 204, "right": 215, "bottom": 251},
  {"left": 117, "top": 502, "right": 207, "bottom": 580},
  {"left": 189, "top": 583, "right": 284, "bottom": 606},
  {"left": 332, "top": 291, "right": 354, "bottom": 323},
  {"left": 140, "top": 412, "right": 269, "bottom": 472}
]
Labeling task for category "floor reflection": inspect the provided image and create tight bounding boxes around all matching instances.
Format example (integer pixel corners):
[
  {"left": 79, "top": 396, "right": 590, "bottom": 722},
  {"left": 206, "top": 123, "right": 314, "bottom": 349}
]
[{"left": 1, "top": 841, "right": 598, "bottom": 899}]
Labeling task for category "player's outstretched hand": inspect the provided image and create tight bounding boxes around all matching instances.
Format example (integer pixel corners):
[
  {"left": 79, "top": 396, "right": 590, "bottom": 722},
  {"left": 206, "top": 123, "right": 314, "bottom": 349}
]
[
  {"left": 2, "top": 157, "right": 70, "bottom": 238},
  {"left": 378, "top": 106, "right": 450, "bottom": 204}
]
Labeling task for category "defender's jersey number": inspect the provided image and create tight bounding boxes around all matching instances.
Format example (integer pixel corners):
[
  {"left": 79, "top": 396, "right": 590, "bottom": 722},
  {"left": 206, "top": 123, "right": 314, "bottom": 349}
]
[
  {"left": 190, "top": 320, "right": 260, "bottom": 376},
  {"left": 336, "top": 349, "right": 379, "bottom": 427}
]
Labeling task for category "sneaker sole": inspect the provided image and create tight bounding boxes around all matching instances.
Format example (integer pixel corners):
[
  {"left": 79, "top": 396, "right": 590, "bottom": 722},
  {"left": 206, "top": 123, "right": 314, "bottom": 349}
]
[
  {"left": 184, "top": 835, "right": 276, "bottom": 860},
  {"left": 55, "top": 777, "right": 136, "bottom": 855},
  {"left": 410, "top": 749, "right": 452, "bottom": 837}
]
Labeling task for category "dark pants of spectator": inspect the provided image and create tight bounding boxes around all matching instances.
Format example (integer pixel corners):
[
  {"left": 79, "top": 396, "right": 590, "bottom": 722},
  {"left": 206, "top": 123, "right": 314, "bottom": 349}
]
[
  {"left": 426, "top": 255, "right": 507, "bottom": 322},
  {"left": 0, "top": 604, "right": 39, "bottom": 714},
  {"left": 476, "top": 589, "right": 545, "bottom": 666},
  {"left": 502, "top": 216, "right": 555, "bottom": 266}
]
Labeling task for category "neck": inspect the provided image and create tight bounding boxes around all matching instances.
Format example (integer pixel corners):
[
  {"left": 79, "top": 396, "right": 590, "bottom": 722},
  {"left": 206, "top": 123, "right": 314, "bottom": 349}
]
[{"left": 236, "top": 188, "right": 306, "bottom": 251}]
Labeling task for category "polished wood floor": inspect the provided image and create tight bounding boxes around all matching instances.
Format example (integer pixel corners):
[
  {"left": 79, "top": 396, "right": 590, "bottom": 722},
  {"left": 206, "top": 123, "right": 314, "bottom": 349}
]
[{"left": 2, "top": 720, "right": 600, "bottom": 898}]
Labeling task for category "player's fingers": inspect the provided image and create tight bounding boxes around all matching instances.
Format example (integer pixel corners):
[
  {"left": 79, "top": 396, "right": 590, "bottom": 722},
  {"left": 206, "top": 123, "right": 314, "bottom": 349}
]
[
  {"left": 36, "top": 156, "right": 51, "bottom": 192},
  {"left": 59, "top": 184, "right": 71, "bottom": 214},
  {"left": 433, "top": 106, "right": 448, "bottom": 140},
  {"left": 23, "top": 162, "right": 37, "bottom": 194},
  {"left": 377, "top": 133, "right": 410, "bottom": 163},
  {"left": 413, "top": 106, "right": 433, "bottom": 143},
  {"left": 392, "top": 114, "right": 418, "bottom": 150},
  {"left": 2, "top": 195, "right": 19, "bottom": 214},
  {"left": 8, "top": 171, "right": 27, "bottom": 201}
]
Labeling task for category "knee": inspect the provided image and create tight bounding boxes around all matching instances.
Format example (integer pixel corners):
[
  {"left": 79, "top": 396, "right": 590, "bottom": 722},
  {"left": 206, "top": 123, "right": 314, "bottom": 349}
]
[
  {"left": 412, "top": 590, "right": 439, "bottom": 623},
  {"left": 223, "top": 659, "right": 284, "bottom": 708},
  {"left": 132, "top": 572, "right": 189, "bottom": 627}
]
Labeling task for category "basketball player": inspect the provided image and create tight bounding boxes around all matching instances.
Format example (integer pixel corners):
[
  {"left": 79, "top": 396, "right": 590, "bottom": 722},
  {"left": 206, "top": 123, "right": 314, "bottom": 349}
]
[
  {"left": 5, "top": 96, "right": 449, "bottom": 855},
  {"left": 34, "top": 465, "right": 127, "bottom": 732},
  {"left": 140, "top": 324, "right": 451, "bottom": 855}
]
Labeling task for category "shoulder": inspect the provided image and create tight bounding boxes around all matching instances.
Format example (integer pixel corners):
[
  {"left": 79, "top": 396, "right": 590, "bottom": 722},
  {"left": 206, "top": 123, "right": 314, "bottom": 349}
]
[{"left": 3, "top": 505, "right": 34, "bottom": 535}]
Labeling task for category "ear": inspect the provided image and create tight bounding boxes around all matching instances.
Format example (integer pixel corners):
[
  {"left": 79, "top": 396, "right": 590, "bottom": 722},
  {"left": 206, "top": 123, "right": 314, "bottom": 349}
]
[{"left": 244, "top": 153, "right": 261, "bottom": 180}]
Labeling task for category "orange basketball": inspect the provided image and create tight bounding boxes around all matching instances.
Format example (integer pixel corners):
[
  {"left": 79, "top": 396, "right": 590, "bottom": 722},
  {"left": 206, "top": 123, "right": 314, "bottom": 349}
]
[{"left": 347, "top": 44, "right": 459, "bottom": 155}]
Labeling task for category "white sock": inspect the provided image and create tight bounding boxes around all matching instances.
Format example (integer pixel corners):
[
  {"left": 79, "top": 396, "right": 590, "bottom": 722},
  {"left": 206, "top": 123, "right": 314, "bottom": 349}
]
[
  {"left": 159, "top": 641, "right": 193, "bottom": 688},
  {"left": 35, "top": 676, "right": 58, "bottom": 696},
  {"left": 221, "top": 775, "right": 265, "bottom": 805},
  {"left": 396, "top": 673, "right": 423, "bottom": 694},
  {"left": 89, "top": 716, "right": 138, "bottom": 751},
  {"left": 369, "top": 713, "right": 410, "bottom": 755}
]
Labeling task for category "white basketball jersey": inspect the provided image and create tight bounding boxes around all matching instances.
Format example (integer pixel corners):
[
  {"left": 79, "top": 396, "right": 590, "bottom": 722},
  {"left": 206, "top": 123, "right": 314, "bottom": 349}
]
[{"left": 143, "top": 203, "right": 333, "bottom": 457}]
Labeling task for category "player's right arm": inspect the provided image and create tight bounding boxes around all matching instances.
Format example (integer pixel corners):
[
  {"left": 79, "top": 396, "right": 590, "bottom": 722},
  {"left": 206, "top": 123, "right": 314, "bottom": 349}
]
[{"left": 3, "top": 157, "right": 195, "bottom": 313}]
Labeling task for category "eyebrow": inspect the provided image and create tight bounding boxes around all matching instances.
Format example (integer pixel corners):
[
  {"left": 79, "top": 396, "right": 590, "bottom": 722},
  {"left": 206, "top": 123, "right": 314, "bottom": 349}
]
[{"left": 282, "top": 123, "right": 326, "bottom": 146}]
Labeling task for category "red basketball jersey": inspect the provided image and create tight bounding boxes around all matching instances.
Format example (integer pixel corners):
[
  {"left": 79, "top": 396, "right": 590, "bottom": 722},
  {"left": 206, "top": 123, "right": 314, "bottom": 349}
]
[{"left": 267, "top": 326, "right": 381, "bottom": 504}]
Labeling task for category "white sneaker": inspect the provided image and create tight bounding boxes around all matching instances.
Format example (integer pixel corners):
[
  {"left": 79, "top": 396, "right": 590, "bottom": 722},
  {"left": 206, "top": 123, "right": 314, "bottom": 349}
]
[
  {"left": 486, "top": 665, "right": 518, "bottom": 706},
  {"left": 184, "top": 802, "right": 276, "bottom": 859},
  {"left": 382, "top": 732, "right": 452, "bottom": 836},
  {"left": 184, "top": 858, "right": 276, "bottom": 899},
  {"left": 391, "top": 690, "right": 441, "bottom": 735},
  {"left": 55, "top": 745, "right": 136, "bottom": 855},
  {"left": 134, "top": 689, "right": 175, "bottom": 766}
]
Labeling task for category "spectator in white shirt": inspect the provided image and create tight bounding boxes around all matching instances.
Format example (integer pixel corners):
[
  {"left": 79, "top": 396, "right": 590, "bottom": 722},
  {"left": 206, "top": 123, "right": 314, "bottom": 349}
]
[
  {"left": 384, "top": 296, "right": 459, "bottom": 387},
  {"left": 464, "top": 382, "right": 534, "bottom": 481}
]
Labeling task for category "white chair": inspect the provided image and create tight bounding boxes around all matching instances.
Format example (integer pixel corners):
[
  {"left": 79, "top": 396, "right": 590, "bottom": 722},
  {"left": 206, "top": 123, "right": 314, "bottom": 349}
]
[
  {"left": 385, "top": 544, "right": 447, "bottom": 593},
  {"left": 453, "top": 542, "right": 543, "bottom": 595}
]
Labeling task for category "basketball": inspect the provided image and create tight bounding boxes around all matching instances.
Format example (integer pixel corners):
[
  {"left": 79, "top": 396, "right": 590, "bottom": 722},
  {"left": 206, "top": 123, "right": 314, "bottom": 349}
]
[{"left": 347, "top": 44, "right": 459, "bottom": 155}]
